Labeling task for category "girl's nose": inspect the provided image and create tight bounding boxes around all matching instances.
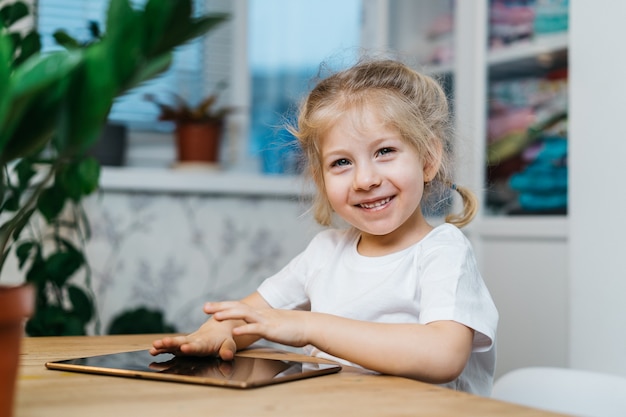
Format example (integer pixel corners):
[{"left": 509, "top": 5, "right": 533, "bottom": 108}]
[{"left": 353, "top": 163, "right": 381, "bottom": 191}]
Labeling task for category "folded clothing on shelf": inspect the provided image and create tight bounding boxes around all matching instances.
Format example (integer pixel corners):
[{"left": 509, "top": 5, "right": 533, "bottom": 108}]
[
  {"left": 487, "top": 71, "right": 568, "bottom": 165},
  {"left": 489, "top": 0, "right": 569, "bottom": 47},
  {"left": 534, "top": 0, "right": 569, "bottom": 35},
  {"left": 508, "top": 137, "right": 567, "bottom": 211},
  {"left": 490, "top": 0, "right": 536, "bottom": 46}
]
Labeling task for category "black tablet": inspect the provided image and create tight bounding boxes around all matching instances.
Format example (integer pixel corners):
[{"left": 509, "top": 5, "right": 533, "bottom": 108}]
[{"left": 45, "top": 349, "right": 342, "bottom": 389}]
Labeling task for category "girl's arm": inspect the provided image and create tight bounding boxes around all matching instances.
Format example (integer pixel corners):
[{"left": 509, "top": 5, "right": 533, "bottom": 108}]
[
  {"left": 304, "top": 314, "right": 474, "bottom": 383},
  {"left": 150, "top": 292, "right": 270, "bottom": 359},
  {"left": 207, "top": 300, "right": 474, "bottom": 384}
]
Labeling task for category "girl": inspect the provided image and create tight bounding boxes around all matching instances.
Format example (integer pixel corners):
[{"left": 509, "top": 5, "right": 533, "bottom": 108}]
[{"left": 151, "top": 59, "right": 498, "bottom": 396}]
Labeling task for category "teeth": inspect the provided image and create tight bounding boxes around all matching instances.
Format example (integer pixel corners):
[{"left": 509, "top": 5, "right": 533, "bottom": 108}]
[{"left": 359, "top": 197, "right": 391, "bottom": 209}]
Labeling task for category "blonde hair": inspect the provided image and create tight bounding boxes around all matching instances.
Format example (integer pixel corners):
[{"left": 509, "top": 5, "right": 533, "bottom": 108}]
[{"left": 290, "top": 59, "right": 477, "bottom": 228}]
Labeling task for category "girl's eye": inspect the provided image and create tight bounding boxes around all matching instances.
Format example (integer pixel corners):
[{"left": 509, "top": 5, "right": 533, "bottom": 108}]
[
  {"left": 331, "top": 158, "right": 351, "bottom": 167},
  {"left": 377, "top": 147, "right": 395, "bottom": 156}
]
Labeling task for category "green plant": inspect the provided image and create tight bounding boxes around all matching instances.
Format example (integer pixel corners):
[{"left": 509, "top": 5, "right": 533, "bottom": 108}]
[
  {"left": 107, "top": 306, "right": 176, "bottom": 335},
  {"left": 144, "top": 81, "right": 232, "bottom": 124},
  {"left": 0, "top": 0, "right": 227, "bottom": 335}
]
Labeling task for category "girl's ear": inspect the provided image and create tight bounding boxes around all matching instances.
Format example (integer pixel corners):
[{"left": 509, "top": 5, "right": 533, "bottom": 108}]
[{"left": 423, "top": 140, "right": 443, "bottom": 183}]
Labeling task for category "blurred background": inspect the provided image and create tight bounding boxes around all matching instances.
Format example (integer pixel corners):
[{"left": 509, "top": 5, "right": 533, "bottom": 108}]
[{"left": 15, "top": 0, "right": 624, "bottom": 382}]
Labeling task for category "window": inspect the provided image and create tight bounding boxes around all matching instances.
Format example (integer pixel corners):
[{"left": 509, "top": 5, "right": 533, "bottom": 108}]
[
  {"left": 36, "top": 0, "right": 363, "bottom": 172},
  {"left": 248, "top": 0, "right": 362, "bottom": 174},
  {"left": 36, "top": 0, "right": 209, "bottom": 131}
]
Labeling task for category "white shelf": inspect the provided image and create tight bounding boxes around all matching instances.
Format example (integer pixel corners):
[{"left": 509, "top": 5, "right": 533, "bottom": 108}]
[
  {"left": 99, "top": 167, "right": 313, "bottom": 198},
  {"left": 422, "top": 32, "right": 568, "bottom": 77},
  {"left": 487, "top": 32, "right": 568, "bottom": 67},
  {"left": 477, "top": 216, "right": 568, "bottom": 239}
]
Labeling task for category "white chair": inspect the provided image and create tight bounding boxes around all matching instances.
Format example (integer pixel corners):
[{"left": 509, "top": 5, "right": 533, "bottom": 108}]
[{"left": 491, "top": 366, "right": 626, "bottom": 417}]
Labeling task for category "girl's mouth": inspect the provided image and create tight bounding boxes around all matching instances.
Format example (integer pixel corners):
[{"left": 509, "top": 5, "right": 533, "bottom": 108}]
[{"left": 357, "top": 196, "right": 392, "bottom": 210}]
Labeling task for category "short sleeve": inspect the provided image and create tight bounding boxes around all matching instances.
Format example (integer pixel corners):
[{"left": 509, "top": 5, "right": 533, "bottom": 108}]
[
  {"left": 257, "top": 229, "right": 347, "bottom": 311},
  {"left": 417, "top": 225, "right": 499, "bottom": 351},
  {"left": 257, "top": 249, "right": 311, "bottom": 310}
]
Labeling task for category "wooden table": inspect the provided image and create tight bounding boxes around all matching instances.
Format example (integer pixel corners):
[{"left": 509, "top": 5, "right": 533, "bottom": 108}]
[{"left": 15, "top": 334, "right": 567, "bottom": 417}]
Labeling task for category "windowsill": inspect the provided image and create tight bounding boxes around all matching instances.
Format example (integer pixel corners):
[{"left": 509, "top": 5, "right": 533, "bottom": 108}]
[{"left": 99, "top": 166, "right": 313, "bottom": 198}]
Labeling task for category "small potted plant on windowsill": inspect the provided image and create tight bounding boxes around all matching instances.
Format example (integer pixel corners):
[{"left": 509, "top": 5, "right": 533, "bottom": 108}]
[{"left": 144, "top": 82, "right": 233, "bottom": 168}]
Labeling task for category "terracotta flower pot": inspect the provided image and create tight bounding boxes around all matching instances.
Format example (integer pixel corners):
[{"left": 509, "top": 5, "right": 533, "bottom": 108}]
[
  {"left": 175, "top": 121, "right": 222, "bottom": 164},
  {"left": 0, "top": 284, "right": 35, "bottom": 417}
]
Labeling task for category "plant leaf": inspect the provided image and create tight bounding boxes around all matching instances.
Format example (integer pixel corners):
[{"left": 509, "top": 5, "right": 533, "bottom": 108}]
[
  {"left": 142, "top": 0, "right": 171, "bottom": 54},
  {"left": 62, "top": 315, "right": 87, "bottom": 335},
  {"left": 68, "top": 284, "right": 94, "bottom": 323},
  {"left": 158, "top": 14, "right": 229, "bottom": 57},
  {"left": 26, "top": 305, "right": 86, "bottom": 336},
  {"left": 0, "top": 1, "right": 29, "bottom": 28},
  {"left": 75, "top": 156, "right": 101, "bottom": 195},
  {"left": 53, "top": 29, "right": 81, "bottom": 50},
  {"left": 37, "top": 184, "right": 66, "bottom": 223},
  {"left": 55, "top": 44, "right": 115, "bottom": 154},
  {"left": 0, "top": 51, "right": 82, "bottom": 161},
  {"left": 9, "top": 205, "right": 35, "bottom": 241},
  {"left": 57, "top": 157, "right": 100, "bottom": 201},
  {"left": 122, "top": 52, "right": 172, "bottom": 95},
  {"left": 1, "top": 188, "right": 20, "bottom": 212},
  {"left": 25, "top": 252, "right": 46, "bottom": 285},
  {"left": 143, "top": 0, "right": 228, "bottom": 57},
  {"left": 16, "top": 241, "right": 36, "bottom": 268},
  {"left": 108, "top": 306, "right": 176, "bottom": 334},
  {"left": 45, "top": 250, "right": 84, "bottom": 287},
  {"left": 14, "top": 157, "right": 37, "bottom": 189},
  {"left": 14, "top": 30, "right": 42, "bottom": 67},
  {"left": 0, "top": 35, "right": 14, "bottom": 147},
  {"left": 104, "top": 0, "right": 144, "bottom": 88}
]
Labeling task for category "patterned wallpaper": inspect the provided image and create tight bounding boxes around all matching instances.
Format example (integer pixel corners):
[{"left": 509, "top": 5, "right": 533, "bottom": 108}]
[{"left": 83, "top": 191, "right": 321, "bottom": 334}]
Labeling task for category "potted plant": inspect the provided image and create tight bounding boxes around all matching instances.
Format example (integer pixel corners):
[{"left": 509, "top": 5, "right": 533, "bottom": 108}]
[
  {"left": 0, "top": 1, "right": 227, "bottom": 416},
  {"left": 144, "top": 83, "right": 232, "bottom": 166}
]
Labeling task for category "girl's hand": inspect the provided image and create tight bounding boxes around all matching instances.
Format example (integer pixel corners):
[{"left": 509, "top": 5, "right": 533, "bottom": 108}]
[
  {"left": 205, "top": 301, "right": 310, "bottom": 348},
  {"left": 149, "top": 318, "right": 238, "bottom": 360},
  {"left": 150, "top": 292, "right": 269, "bottom": 359}
]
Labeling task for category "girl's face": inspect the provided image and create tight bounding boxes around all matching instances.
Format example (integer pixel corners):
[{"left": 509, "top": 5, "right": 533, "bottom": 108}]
[{"left": 320, "top": 106, "right": 438, "bottom": 255}]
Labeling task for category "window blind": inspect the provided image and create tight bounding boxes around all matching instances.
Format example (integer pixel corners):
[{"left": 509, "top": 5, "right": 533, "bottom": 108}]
[{"left": 36, "top": 0, "right": 216, "bottom": 131}]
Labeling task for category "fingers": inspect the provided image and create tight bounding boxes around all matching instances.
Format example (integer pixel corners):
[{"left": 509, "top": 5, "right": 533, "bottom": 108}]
[
  {"left": 204, "top": 301, "right": 243, "bottom": 316},
  {"left": 203, "top": 302, "right": 267, "bottom": 342},
  {"left": 150, "top": 335, "right": 219, "bottom": 357},
  {"left": 150, "top": 335, "right": 188, "bottom": 356},
  {"left": 205, "top": 301, "right": 257, "bottom": 323},
  {"left": 231, "top": 322, "right": 263, "bottom": 337},
  {"left": 150, "top": 302, "right": 252, "bottom": 359},
  {"left": 218, "top": 337, "right": 237, "bottom": 361}
]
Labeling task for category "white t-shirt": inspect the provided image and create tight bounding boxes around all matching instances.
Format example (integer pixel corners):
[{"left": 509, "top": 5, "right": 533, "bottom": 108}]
[{"left": 257, "top": 223, "right": 499, "bottom": 396}]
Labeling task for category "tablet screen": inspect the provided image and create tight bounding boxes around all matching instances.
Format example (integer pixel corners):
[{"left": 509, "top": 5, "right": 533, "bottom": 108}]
[{"left": 46, "top": 349, "right": 341, "bottom": 389}]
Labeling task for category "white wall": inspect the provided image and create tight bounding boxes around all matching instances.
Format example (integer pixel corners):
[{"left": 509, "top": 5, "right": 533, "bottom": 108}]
[
  {"left": 569, "top": 0, "right": 626, "bottom": 376},
  {"left": 483, "top": 237, "right": 568, "bottom": 376}
]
